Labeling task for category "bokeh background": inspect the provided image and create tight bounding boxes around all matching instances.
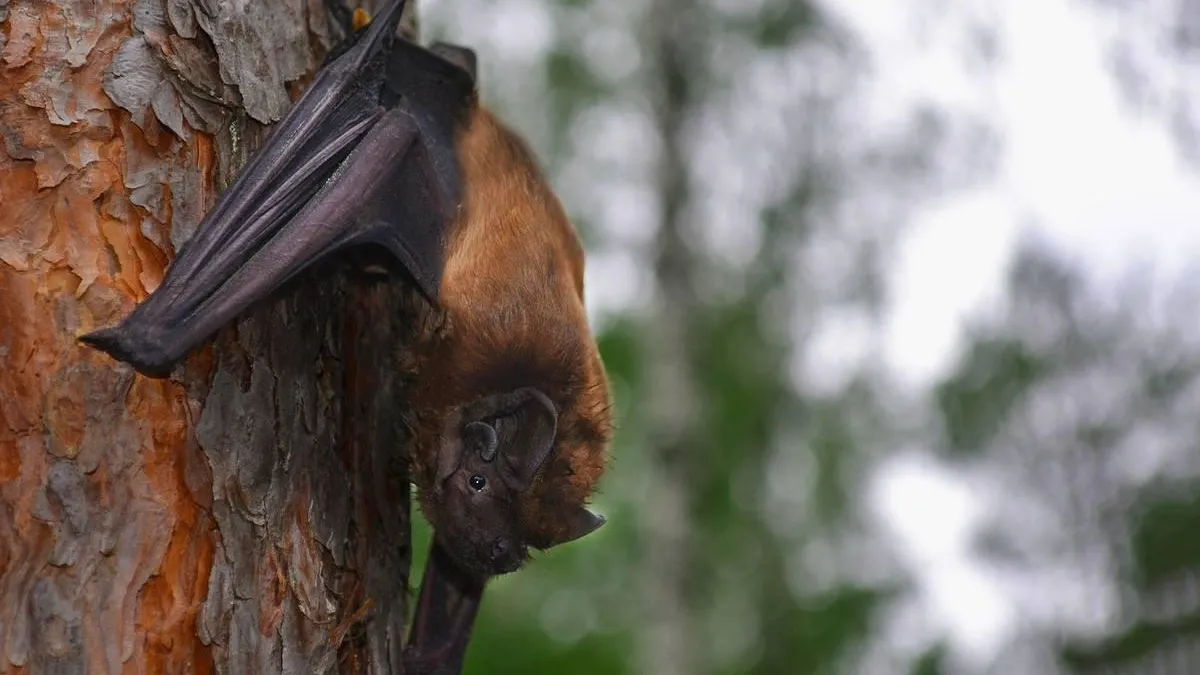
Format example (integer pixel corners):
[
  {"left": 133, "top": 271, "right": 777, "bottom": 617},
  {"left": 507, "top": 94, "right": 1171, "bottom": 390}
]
[{"left": 412, "top": 0, "right": 1200, "bottom": 672}]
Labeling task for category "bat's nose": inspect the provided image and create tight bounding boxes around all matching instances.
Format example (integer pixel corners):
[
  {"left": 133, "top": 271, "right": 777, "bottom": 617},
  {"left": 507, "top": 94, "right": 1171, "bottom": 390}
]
[
  {"left": 491, "top": 538, "right": 509, "bottom": 558},
  {"left": 488, "top": 538, "right": 522, "bottom": 574}
]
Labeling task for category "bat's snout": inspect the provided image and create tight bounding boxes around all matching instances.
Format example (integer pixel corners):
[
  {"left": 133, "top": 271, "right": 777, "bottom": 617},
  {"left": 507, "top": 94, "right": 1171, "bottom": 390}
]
[
  {"left": 487, "top": 537, "right": 525, "bottom": 575},
  {"left": 80, "top": 326, "right": 179, "bottom": 378}
]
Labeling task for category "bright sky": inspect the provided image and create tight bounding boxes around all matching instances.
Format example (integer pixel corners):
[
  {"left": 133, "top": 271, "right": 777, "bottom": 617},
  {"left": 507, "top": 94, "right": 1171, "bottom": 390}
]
[{"left": 829, "top": 0, "right": 1200, "bottom": 669}]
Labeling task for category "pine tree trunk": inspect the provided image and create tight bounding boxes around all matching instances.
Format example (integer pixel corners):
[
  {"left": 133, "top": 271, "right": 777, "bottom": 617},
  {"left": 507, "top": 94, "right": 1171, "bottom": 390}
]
[
  {"left": 638, "top": 3, "right": 704, "bottom": 675},
  {"left": 0, "top": 1, "right": 418, "bottom": 672}
]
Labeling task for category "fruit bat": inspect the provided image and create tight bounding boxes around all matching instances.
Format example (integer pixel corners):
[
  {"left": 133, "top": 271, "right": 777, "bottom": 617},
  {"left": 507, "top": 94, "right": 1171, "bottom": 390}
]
[{"left": 80, "top": 0, "right": 612, "bottom": 671}]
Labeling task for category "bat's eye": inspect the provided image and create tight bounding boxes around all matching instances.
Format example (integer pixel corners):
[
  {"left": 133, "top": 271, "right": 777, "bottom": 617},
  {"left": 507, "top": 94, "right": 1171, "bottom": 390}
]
[{"left": 469, "top": 475, "right": 487, "bottom": 491}]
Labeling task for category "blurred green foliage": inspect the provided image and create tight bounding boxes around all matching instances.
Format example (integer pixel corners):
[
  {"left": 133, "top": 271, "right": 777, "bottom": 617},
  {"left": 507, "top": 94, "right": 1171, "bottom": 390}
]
[
  {"left": 412, "top": 0, "right": 1200, "bottom": 673},
  {"left": 936, "top": 338, "right": 1048, "bottom": 457}
]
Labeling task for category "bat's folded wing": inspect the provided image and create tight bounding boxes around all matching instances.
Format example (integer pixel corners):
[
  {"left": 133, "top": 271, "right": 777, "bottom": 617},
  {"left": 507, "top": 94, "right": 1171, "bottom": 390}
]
[
  {"left": 82, "top": 105, "right": 448, "bottom": 377},
  {"left": 142, "top": 0, "right": 410, "bottom": 306},
  {"left": 80, "top": 0, "right": 444, "bottom": 377}
]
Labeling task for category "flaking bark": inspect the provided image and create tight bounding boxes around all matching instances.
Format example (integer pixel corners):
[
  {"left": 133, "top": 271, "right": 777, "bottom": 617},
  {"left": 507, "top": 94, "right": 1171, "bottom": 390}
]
[{"left": 0, "top": 1, "right": 420, "bottom": 672}]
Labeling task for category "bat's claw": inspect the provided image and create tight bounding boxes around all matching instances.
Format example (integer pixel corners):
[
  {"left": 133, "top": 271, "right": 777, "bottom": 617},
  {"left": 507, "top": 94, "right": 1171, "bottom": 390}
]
[{"left": 79, "top": 326, "right": 177, "bottom": 378}]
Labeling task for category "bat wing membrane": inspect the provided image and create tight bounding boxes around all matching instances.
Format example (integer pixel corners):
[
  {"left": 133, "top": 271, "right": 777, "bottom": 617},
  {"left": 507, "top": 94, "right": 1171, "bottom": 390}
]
[
  {"left": 154, "top": 0, "right": 409, "bottom": 300},
  {"left": 80, "top": 0, "right": 473, "bottom": 377},
  {"left": 163, "top": 108, "right": 448, "bottom": 352}
]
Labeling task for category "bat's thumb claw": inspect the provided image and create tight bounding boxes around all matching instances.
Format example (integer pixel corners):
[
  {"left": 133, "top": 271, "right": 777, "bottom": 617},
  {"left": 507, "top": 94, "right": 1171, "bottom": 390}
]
[
  {"left": 79, "top": 326, "right": 177, "bottom": 378},
  {"left": 79, "top": 327, "right": 123, "bottom": 355}
]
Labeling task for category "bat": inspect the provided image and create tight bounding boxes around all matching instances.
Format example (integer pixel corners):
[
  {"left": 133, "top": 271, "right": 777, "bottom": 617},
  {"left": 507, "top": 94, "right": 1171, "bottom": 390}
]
[{"left": 81, "top": 0, "right": 612, "bottom": 671}]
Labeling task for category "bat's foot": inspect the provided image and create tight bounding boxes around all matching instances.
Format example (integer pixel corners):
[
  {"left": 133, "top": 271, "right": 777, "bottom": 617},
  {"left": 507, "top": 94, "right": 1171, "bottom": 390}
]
[
  {"left": 323, "top": 0, "right": 372, "bottom": 38},
  {"left": 79, "top": 327, "right": 177, "bottom": 378},
  {"left": 352, "top": 6, "right": 372, "bottom": 31},
  {"left": 321, "top": 1, "right": 382, "bottom": 64},
  {"left": 324, "top": 0, "right": 355, "bottom": 39}
]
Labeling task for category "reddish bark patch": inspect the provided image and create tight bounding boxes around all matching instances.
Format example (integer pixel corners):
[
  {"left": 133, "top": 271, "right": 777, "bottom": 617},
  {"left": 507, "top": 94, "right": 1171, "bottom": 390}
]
[{"left": 0, "top": 1, "right": 216, "bottom": 672}]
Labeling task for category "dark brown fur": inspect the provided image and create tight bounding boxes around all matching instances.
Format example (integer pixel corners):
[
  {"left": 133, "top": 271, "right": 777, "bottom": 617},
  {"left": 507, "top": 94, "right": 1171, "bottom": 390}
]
[{"left": 409, "top": 105, "right": 611, "bottom": 574}]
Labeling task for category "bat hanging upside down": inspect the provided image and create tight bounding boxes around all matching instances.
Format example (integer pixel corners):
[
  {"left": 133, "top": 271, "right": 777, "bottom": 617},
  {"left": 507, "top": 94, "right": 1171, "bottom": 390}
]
[{"left": 81, "top": 0, "right": 611, "bottom": 671}]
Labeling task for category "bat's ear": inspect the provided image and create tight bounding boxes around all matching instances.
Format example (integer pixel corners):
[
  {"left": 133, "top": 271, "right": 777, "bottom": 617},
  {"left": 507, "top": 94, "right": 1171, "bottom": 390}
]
[
  {"left": 497, "top": 388, "right": 557, "bottom": 491},
  {"left": 458, "top": 388, "right": 557, "bottom": 490},
  {"left": 430, "top": 42, "right": 477, "bottom": 83},
  {"left": 546, "top": 507, "right": 606, "bottom": 548}
]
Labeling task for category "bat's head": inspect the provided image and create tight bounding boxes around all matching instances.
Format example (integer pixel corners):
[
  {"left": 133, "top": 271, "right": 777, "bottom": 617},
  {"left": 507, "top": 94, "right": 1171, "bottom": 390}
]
[{"left": 429, "top": 387, "right": 605, "bottom": 577}]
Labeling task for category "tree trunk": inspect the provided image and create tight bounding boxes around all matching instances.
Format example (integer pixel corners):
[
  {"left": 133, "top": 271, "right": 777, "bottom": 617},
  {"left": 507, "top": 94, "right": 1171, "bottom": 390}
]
[
  {"left": 0, "top": 1, "right": 419, "bottom": 672},
  {"left": 637, "top": 3, "right": 705, "bottom": 675}
]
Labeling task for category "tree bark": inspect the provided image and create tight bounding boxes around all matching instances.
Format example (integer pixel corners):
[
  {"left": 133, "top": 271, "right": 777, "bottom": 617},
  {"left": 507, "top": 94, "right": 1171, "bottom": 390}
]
[{"left": 0, "top": 1, "right": 419, "bottom": 672}]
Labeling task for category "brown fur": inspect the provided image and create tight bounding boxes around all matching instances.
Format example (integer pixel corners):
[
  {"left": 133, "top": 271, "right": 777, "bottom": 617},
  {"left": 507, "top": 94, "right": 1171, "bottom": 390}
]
[{"left": 410, "top": 104, "right": 612, "bottom": 554}]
